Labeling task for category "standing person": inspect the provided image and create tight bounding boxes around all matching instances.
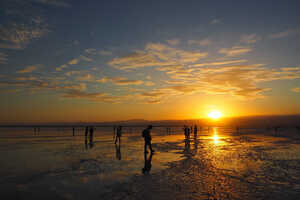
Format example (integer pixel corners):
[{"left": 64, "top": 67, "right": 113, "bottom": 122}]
[
  {"left": 89, "top": 126, "right": 94, "bottom": 144},
  {"left": 142, "top": 125, "right": 154, "bottom": 153},
  {"left": 115, "top": 126, "right": 122, "bottom": 144},
  {"left": 184, "top": 125, "right": 188, "bottom": 139},
  {"left": 194, "top": 125, "right": 198, "bottom": 138},
  {"left": 85, "top": 126, "right": 89, "bottom": 138}
]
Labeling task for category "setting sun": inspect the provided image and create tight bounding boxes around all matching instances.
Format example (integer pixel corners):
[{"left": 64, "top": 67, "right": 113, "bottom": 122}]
[{"left": 208, "top": 110, "right": 222, "bottom": 120}]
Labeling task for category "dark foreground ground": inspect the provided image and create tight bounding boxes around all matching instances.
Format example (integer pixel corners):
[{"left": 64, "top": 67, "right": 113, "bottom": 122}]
[{"left": 0, "top": 127, "right": 300, "bottom": 200}]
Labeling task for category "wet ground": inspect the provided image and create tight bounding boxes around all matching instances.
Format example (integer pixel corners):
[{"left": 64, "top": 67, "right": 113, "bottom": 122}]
[{"left": 1, "top": 127, "right": 300, "bottom": 200}]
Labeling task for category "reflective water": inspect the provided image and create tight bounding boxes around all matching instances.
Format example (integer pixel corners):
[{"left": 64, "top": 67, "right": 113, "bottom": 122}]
[{"left": 0, "top": 127, "right": 300, "bottom": 199}]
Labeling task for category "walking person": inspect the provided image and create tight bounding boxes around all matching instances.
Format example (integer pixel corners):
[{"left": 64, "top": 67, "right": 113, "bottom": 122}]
[
  {"left": 115, "top": 126, "right": 122, "bottom": 144},
  {"left": 142, "top": 125, "right": 154, "bottom": 153}
]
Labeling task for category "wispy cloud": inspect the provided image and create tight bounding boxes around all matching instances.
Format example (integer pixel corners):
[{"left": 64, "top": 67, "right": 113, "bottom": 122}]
[
  {"left": 56, "top": 64, "right": 68, "bottom": 71},
  {"left": 98, "top": 76, "right": 144, "bottom": 86},
  {"left": 0, "top": 17, "right": 49, "bottom": 50},
  {"left": 68, "top": 58, "right": 79, "bottom": 65},
  {"left": 219, "top": 46, "right": 252, "bottom": 57},
  {"left": 210, "top": 18, "right": 222, "bottom": 24},
  {"left": 17, "top": 65, "right": 38, "bottom": 73},
  {"left": 188, "top": 39, "right": 212, "bottom": 46},
  {"left": 240, "top": 34, "right": 261, "bottom": 44},
  {"left": 109, "top": 42, "right": 208, "bottom": 70},
  {"left": 269, "top": 29, "right": 298, "bottom": 39},
  {"left": 61, "top": 90, "right": 123, "bottom": 103},
  {"left": 193, "top": 59, "right": 248, "bottom": 67},
  {"left": 99, "top": 50, "right": 113, "bottom": 56},
  {"left": 167, "top": 38, "right": 180, "bottom": 46},
  {"left": 0, "top": 52, "right": 8, "bottom": 64}
]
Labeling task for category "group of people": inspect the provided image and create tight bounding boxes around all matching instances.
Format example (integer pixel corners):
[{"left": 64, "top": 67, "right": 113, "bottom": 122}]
[
  {"left": 184, "top": 125, "right": 199, "bottom": 139},
  {"left": 113, "top": 125, "right": 155, "bottom": 154}
]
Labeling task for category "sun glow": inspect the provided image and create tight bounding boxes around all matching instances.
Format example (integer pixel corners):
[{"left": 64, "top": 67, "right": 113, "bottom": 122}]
[{"left": 208, "top": 110, "right": 222, "bottom": 120}]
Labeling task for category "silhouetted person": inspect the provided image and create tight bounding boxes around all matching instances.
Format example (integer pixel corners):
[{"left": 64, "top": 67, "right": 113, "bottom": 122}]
[
  {"left": 114, "top": 126, "right": 122, "bottom": 144},
  {"left": 184, "top": 125, "right": 188, "bottom": 139},
  {"left": 194, "top": 125, "right": 198, "bottom": 138},
  {"left": 142, "top": 152, "right": 153, "bottom": 174},
  {"left": 142, "top": 125, "right": 154, "bottom": 153},
  {"left": 187, "top": 127, "right": 190, "bottom": 139},
  {"left": 72, "top": 127, "right": 75, "bottom": 136},
  {"left": 89, "top": 126, "right": 94, "bottom": 143},
  {"left": 85, "top": 126, "right": 89, "bottom": 138},
  {"left": 115, "top": 143, "right": 121, "bottom": 160}
]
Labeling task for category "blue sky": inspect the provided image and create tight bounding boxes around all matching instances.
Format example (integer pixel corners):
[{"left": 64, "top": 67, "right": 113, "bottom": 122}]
[{"left": 0, "top": 0, "right": 300, "bottom": 122}]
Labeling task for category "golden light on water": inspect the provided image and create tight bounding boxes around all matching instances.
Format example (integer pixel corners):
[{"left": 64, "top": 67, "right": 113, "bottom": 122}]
[
  {"left": 212, "top": 127, "right": 219, "bottom": 144},
  {"left": 208, "top": 110, "right": 222, "bottom": 120}
]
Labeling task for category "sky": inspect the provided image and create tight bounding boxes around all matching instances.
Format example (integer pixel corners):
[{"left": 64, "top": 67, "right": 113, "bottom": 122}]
[{"left": 0, "top": 0, "right": 300, "bottom": 123}]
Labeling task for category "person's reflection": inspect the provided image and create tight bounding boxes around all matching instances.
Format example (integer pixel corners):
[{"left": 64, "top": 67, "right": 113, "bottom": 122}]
[
  {"left": 85, "top": 136, "right": 95, "bottom": 150},
  {"left": 142, "top": 152, "right": 153, "bottom": 174},
  {"left": 193, "top": 138, "right": 199, "bottom": 155},
  {"left": 115, "top": 143, "right": 121, "bottom": 160},
  {"left": 184, "top": 138, "right": 191, "bottom": 157}
]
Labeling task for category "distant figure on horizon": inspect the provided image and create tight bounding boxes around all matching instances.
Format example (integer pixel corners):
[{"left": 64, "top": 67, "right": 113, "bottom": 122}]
[
  {"left": 194, "top": 125, "right": 198, "bottom": 138},
  {"left": 142, "top": 125, "right": 154, "bottom": 153},
  {"left": 115, "top": 126, "right": 122, "bottom": 144},
  {"left": 89, "top": 126, "right": 94, "bottom": 144},
  {"left": 142, "top": 151, "right": 153, "bottom": 174},
  {"left": 187, "top": 127, "right": 190, "bottom": 139},
  {"left": 85, "top": 126, "right": 89, "bottom": 138},
  {"left": 184, "top": 125, "right": 188, "bottom": 139}
]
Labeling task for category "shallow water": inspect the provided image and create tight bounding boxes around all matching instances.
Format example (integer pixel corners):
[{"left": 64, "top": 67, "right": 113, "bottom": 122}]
[{"left": 0, "top": 127, "right": 300, "bottom": 199}]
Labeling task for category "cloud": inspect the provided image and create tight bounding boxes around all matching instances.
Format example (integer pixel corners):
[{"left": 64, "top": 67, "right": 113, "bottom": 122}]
[
  {"left": 0, "top": 17, "right": 49, "bottom": 50},
  {"left": 99, "top": 50, "right": 113, "bottom": 56},
  {"left": 0, "top": 52, "right": 8, "bottom": 64},
  {"left": 97, "top": 76, "right": 144, "bottom": 86},
  {"left": 188, "top": 39, "right": 212, "bottom": 46},
  {"left": 56, "top": 64, "right": 68, "bottom": 71},
  {"left": 61, "top": 90, "right": 123, "bottom": 103},
  {"left": 292, "top": 87, "right": 300, "bottom": 92},
  {"left": 15, "top": 76, "right": 37, "bottom": 81},
  {"left": 76, "top": 74, "right": 94, "bottom": 81},
  {"left": 79, "top": 55, "right": 93, "bottom": 62},
  {"left": 32, "top": 0, "right": 71, "bottom": 7},
  {"left": 17, "top": 65, "right": 38, "bottom": 73},
  {"left": 68, "top": 58, "right": 79, "bottom": 65},
  {"left": 269, "top": 29, "right": 298, "bottom": 39},
  {"left": 167, "top": 38, "right": 180, "bottom": 45},
  {"left": 210, "top": 18, "right": 222, "bottom": 24},
  {"left": 85, "top": 48, "right": 97, "bottom": 54},
  {"left": 109, "top": 42, "right": 208, "bottom": 70},
  {"left": 65, "top": 70, "right": 81, "bottom": 76},
  {"left": 144, "top": 81, "right": 155, "bottom": 86},
  {"left": 157, "top": 63, "right": 300, "bottom": 99},
  {"left": 219, "top": 46, "right": 252, "bottom": 57},
  {"left": 193, "top": 59, "right": 248, "bottom": 67},
  {"left": 240, "top": 34, "right": 261, "bottom": 44}
]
